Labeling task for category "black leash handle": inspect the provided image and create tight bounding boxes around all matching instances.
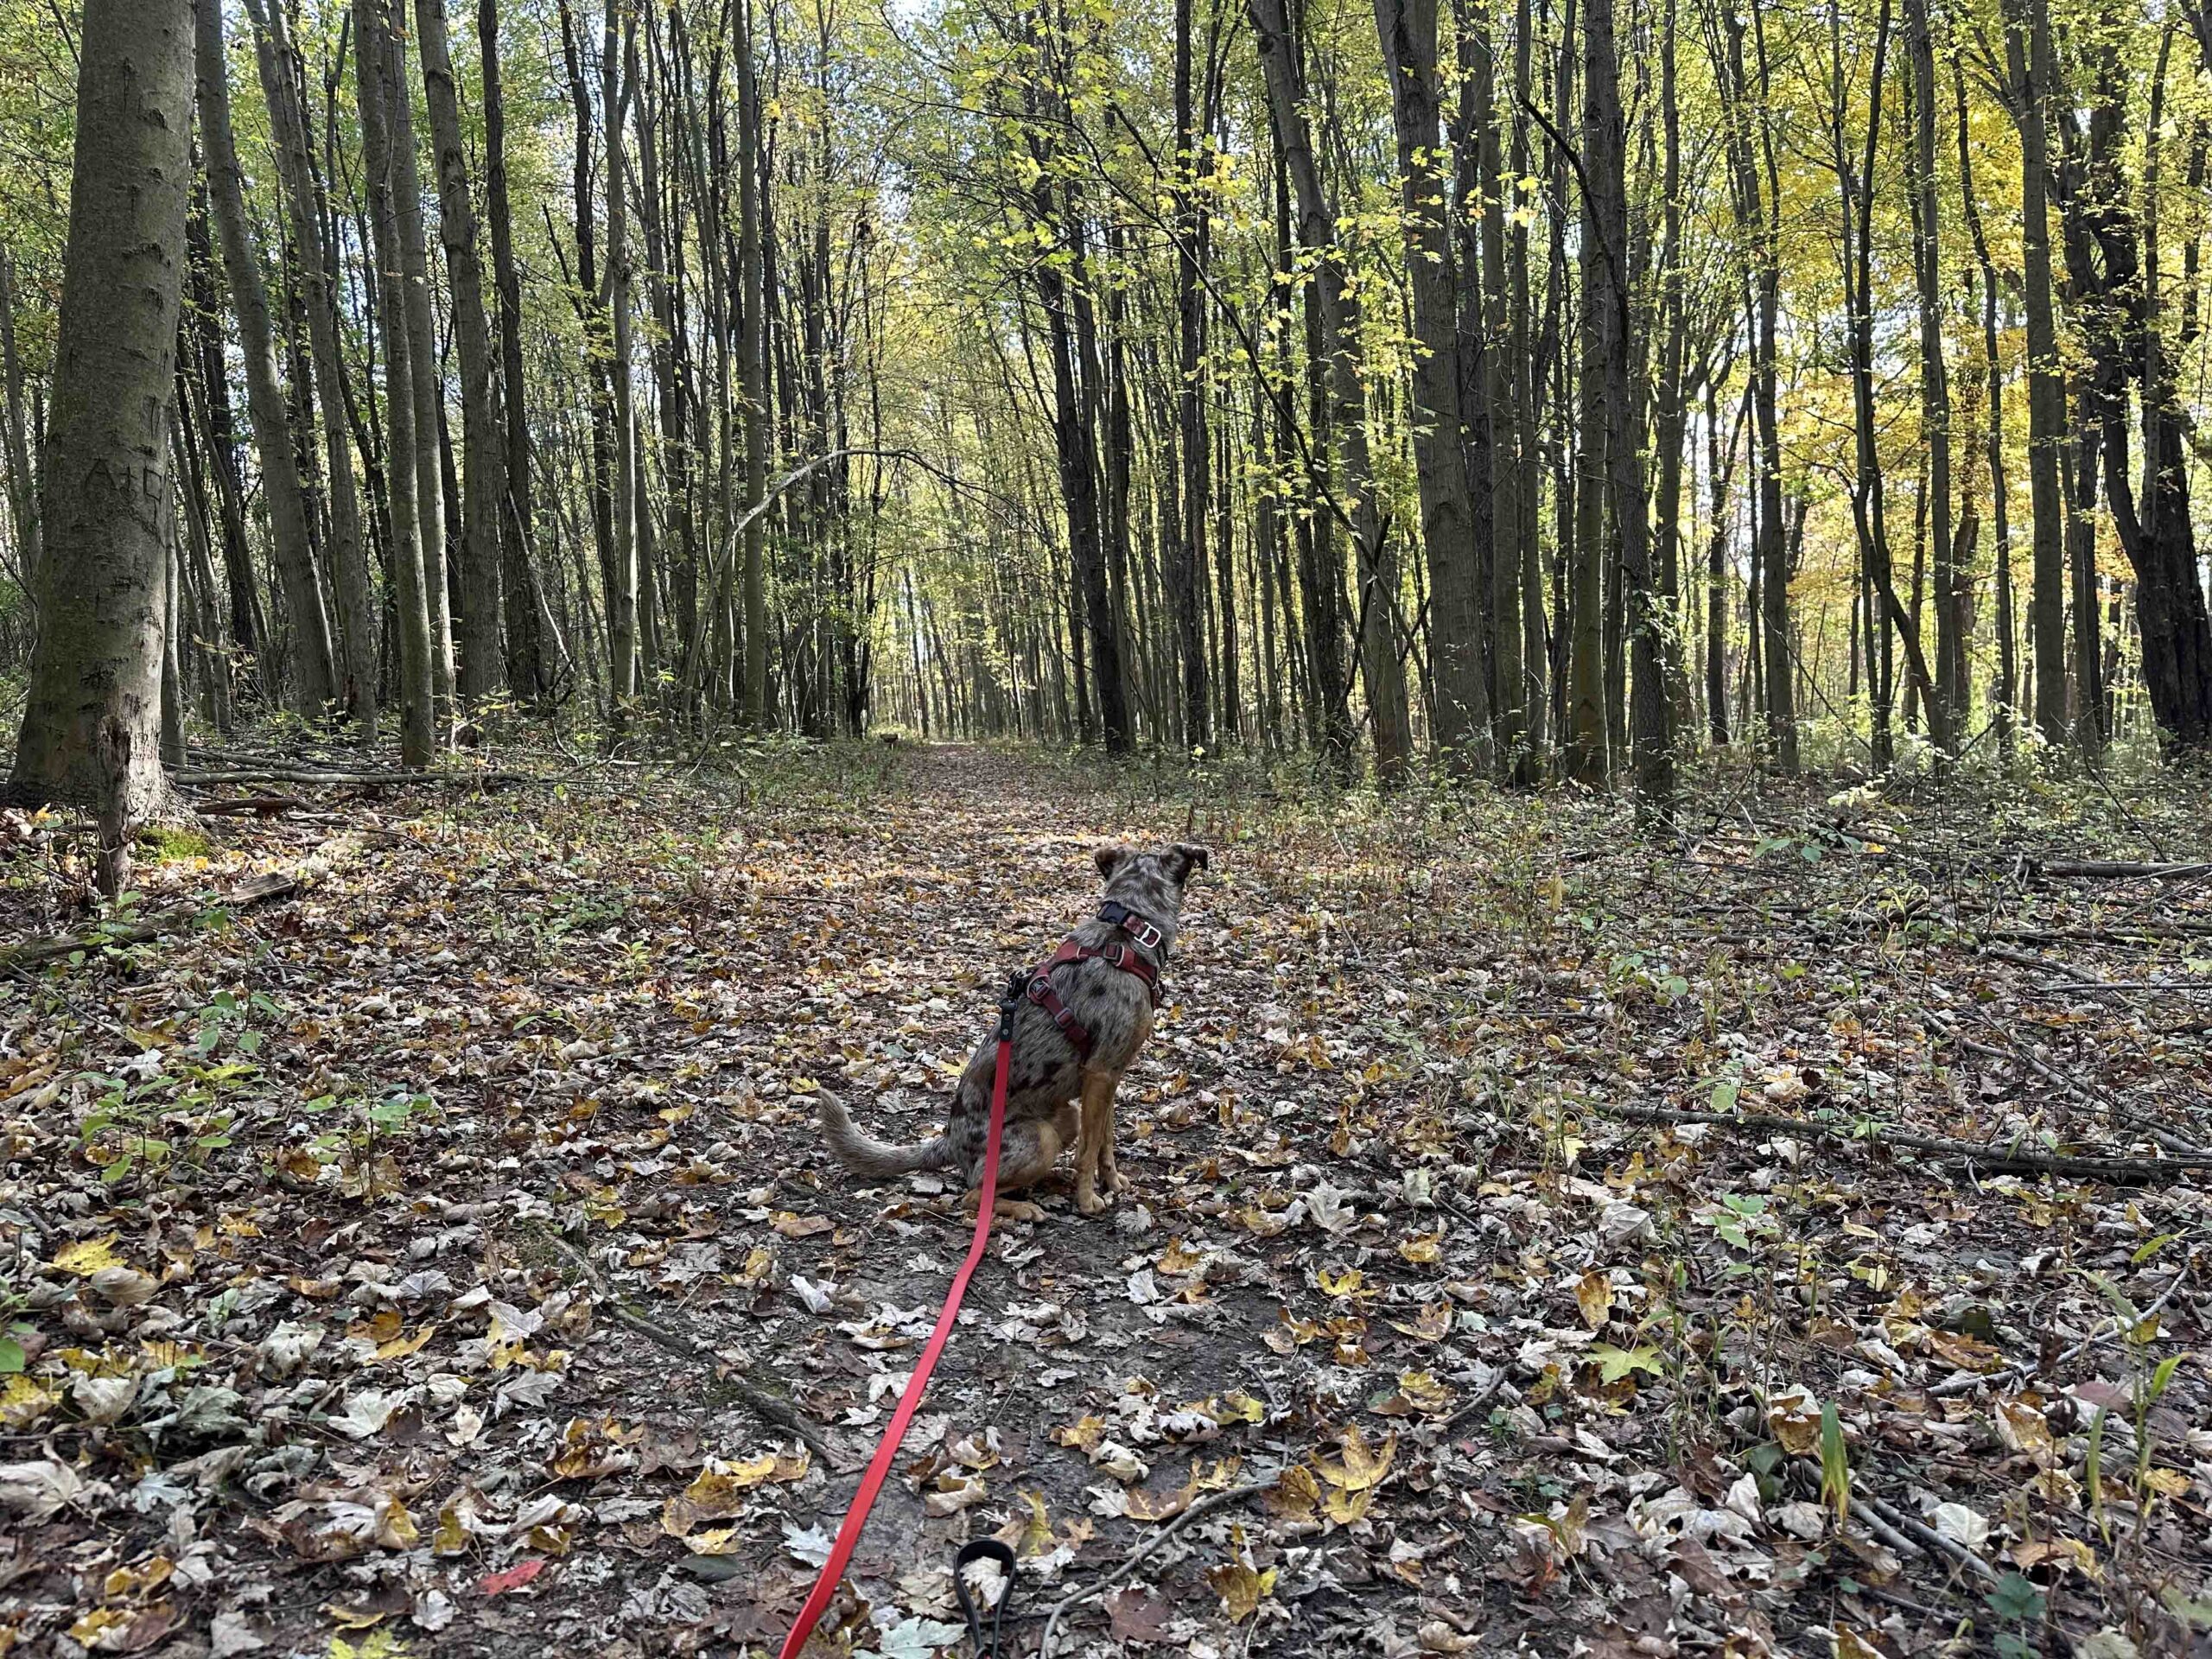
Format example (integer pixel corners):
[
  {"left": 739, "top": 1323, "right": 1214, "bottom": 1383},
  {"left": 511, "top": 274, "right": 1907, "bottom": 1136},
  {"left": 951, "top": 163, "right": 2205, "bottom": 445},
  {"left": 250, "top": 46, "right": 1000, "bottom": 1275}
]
[
  {"left": 954, "top": 1537, "right": 1018, "bottom": 1657},
  {"left": 998, "top": 968, "right": 1027, "bottom": 1040}
]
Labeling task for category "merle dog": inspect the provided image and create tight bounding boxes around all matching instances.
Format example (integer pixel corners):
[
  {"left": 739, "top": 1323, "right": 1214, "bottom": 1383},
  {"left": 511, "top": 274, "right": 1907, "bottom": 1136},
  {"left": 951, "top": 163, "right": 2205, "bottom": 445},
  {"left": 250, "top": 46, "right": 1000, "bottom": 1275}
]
[{"left": 817, "top": 842, "right": 1208, "bottom": 1219}]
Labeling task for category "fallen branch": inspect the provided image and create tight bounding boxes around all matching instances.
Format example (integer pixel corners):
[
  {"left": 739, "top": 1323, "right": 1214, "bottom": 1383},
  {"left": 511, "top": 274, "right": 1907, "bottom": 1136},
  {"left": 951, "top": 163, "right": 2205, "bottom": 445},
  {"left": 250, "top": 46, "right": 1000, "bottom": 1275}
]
[
  {"left": 1037, "top": 1472, "right": 1281, "bottom": 1658},
  {"left": 1611, "top": 1105, "right": 2212, "bottom": 1183},
  {"left": 175, "top": 766, "right": 537, "bottom": 788},
  {"left": 531, "top": 1227, "right": 830, "bottom": 1462},
  {"left": 1863, "top": 1494, "right": 1998, "bottom": 1583},
  {"left": 1, "top": 871, "right": 299, "bottom": 971}
]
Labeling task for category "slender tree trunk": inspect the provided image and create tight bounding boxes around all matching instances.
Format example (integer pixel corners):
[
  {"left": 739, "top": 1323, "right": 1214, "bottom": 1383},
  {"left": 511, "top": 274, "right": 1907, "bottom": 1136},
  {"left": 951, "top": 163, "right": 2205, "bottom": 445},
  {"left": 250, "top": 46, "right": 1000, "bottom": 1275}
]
[
  {"left": 383, "top": 0, "right": 452, "bottom": 718},
  {"left": 1904, "top": 0, "right": 1957, "bottom": 753},
  {"left": 1251, "top": 0, "right": 1410, "bottom": 784},
  {"left": 738, "top": 0, "right": 771, "bottom": 724},
  {"left": 1583, "top": 0, "right": 1669, "bottom": 811},
  {"left": 416, "top": 0, "right": 505, "bottom": 702},
  {"left": 2005, "top": 0, "right": 2068, "bottom": 749},
  {"left": 1380, "top": 0, "right": 1490, "bottom": 773},
  {"left": 194, "top": 0, "right": 336, "bottom": 716},
  {"left": 244, "top": 0, "right": 373, "bottom": 732},
  {"left": 355, "top": 0, "right": 435, "bottom": 766},
  {"left": 478, "top": 0, "right": 545, "bottom": 704},
  {"left": 0, "top": 246, "right": 42, "bottom": 582},
  {"left": 9, "top": 0, "right": 193, "bottom": 895}
]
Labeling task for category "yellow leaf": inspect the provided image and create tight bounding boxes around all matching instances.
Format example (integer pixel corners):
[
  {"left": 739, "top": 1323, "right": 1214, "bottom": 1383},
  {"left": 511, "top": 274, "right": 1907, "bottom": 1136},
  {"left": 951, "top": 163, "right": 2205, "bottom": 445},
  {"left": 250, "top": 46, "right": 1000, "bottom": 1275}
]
[
  {"left": 327, "top": 1630, "right": 412, "bottom": 1659},
  {"left": 994, "top": 1490, "right": 1054, "bottom": 1558},
  {"left": 1157, "top": 1238, "right": 1206, "bottom": 1274},
  {"left": 1313, "top": 1426, "right": 1395, "bottom": 1492},
  {"left": 1211, "top": 1391, "right": 1265, "bottom": 1425},
  {"left": 54, "top": 1236, "right": 124, "bottom": 1277},
  {"left": 322, "top": 1603, "right": 391, "bottom": 1632},
  {"left": 1052, "top": 1415, "right": 1106, "bottom": 1453},
  {"left": 683, "top": 1525, "right": 744, "bottom": 1555},
  {"left": 1322, "top": 1484, "right": 1374, "bottom": 1524},
  {"left": 0, "top": 1375, "right": 58, "bottom": 1429},
  {"left": 374, "top": 1325, "right": 436, "bottom": 1362},
  {"left": 1316, "top": 1266, "right": 1364, "bottom": 1299},
  {"left": 432, "top": 1503, "right": 470, "bottom": 1555},
  {"left": 1206, "top": 1560, "right": 1276, "bottom": 1622},
  {"left": 659, "top": 1449, "right": 810, "bottom": 1533},
  {"left": 1238, "top": 1206, "right": 1291, "bottom": 1238},
  {"left": 1396, "top": 1231, "right": 1444, "bottom": 1265},
  {"left": 1574, "top": 1269, "right": 1614, "bottom": 1330},
  {"left": 1389, "top": 1303, "right": 1453, "bottom": 1343}
]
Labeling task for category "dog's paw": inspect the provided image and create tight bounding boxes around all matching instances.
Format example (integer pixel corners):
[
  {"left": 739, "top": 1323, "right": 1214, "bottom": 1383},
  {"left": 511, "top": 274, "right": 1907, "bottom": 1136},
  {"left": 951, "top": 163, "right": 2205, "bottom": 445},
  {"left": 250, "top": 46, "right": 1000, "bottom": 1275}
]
[
  {"left": 1106, "top": 1165, "right": 1133, "bottom": 1195},
  {"left": 1075, "top": 1183, "right": 1109, "bottom": 1217},
  {"left": 994, "top": 1198, "right": 1046, "bottom": 1224}
]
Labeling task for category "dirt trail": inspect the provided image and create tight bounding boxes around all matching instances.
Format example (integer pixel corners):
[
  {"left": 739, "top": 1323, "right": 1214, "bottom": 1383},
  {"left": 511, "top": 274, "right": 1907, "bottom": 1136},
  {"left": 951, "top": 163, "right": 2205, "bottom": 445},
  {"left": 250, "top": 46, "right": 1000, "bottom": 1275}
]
[{"left": 3, "top": 743, "right": 2209, "bottom": 1657}]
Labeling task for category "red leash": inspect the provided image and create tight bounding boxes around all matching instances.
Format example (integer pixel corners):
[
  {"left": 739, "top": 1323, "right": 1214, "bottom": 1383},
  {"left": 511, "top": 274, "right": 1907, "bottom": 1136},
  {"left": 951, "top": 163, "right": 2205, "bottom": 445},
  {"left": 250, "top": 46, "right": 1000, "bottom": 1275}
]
[{"left": 779, "top": 981, "right": 1020, "bottom": 1659}]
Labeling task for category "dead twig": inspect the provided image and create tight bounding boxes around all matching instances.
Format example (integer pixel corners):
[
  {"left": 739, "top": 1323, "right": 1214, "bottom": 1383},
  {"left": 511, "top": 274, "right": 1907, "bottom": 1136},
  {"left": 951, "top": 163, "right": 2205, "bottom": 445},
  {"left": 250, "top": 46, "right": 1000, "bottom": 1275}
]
[
  {"left": 533, "top": 1227, "right": 831, "bottom": 1461},
  {"left": 1037, "top": 1473, "right": 1282, "bottom": 1658},
  {"left": 1862, "top": 1494, "right": 1999, "bottom": 1583}
]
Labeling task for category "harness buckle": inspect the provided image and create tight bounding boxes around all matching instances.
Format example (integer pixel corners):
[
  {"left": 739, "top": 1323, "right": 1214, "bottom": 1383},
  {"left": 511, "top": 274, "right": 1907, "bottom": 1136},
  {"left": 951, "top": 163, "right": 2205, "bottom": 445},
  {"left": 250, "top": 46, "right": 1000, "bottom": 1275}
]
[{"left": 1125, "top": 917, "right": 1163, "bottom": 951}]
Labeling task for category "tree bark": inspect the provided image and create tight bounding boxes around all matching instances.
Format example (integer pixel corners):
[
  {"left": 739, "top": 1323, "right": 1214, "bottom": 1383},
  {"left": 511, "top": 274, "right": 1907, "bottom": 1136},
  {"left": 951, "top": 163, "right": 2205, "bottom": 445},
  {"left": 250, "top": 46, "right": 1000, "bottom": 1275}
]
[
  {"left": 1583, "top": 0, "right": 1670, "bottom": 813},
  {"left": 354, "top": 0, "right": 436, "bottom": 766},
  {"left": 1378, "top": 0, "right": 1490, "bottom": 773},
  {"left": 478, "top": 0, "right": 547, "bottom": 704},
  {"left": 1250, "top": 0, "right": 1411, "bottom": 785},
  {"left": 194, "top": 0, "right": 336, "bottom": 716},
  {"left": 416, "top": 0, "right": 505, "bottom": 702},
  {"left": 243, "top": 0, "right": 376, "bottom": 733},
  {"left": 9, "top": 0, "right": 194, "bottom": 894}
]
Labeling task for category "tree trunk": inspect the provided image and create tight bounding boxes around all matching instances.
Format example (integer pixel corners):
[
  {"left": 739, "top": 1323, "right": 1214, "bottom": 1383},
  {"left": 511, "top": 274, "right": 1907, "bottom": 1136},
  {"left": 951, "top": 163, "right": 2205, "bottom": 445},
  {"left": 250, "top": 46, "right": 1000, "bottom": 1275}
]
[
  {"left": 1378, "top": 0, "right": 1490, "bottom": 773},
  {"left": 415, "top": 0, "right": 505, "bottom": 702},
  {"left": 1250, "top": 0, "right": 1410, "bottom": 784},
  {"left": 194, "top": 0, "right": 336, "bottom": 717},
  {"left": 1584, "top": 0, "right": 1670, "bottom": 812},
  {"left": 9, "top": 0, "right": 194, "bottom": 895},
  {"left": 354, "top": 0, "right": 435, "bottom": 766},
  {"left": 1904, "top": 0, "right": 1958, "bottom": 753},
  {"left": 382, "top": 0, "right": 452, "bottom": 718},
  {"left": 1171, "top": 0, "right": 1211, "bottom": 753},
  {"left": 738, "top": 0, "right": 771, "bottom": 725},
  {"left": 0, "top": 245, "right": 42, "bottom": 583},
  {"left": 242, "top": 0, "right": 375, "bottom": 733},
  {"left": 2005, "top": 0, "right": 2068, "bottom": 749},
  {"left": 478, "top": 0, "right": 546, "bottom": 704}
]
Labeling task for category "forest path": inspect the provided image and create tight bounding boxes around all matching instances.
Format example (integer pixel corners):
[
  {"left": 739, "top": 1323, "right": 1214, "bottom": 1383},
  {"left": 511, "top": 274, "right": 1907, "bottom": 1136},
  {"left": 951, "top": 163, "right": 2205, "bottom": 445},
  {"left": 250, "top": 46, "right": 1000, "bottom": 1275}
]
[{"left": 3, "top": 742, "right": 2209, "bottom": 1656}]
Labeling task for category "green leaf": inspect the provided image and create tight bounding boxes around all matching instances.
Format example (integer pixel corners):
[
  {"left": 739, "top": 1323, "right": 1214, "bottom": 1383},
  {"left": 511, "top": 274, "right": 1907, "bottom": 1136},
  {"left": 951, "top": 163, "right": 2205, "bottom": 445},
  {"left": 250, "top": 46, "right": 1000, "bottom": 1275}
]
[
  {"left": 1586, "top": 1343, "right": 1663, "bottom": 1383},
  {"left": 1986, "top": 1572, "right": 2044, "bottom": 1624},
  {"left": 0, "top": 1336, "right": 24, "bottom": 1374}
]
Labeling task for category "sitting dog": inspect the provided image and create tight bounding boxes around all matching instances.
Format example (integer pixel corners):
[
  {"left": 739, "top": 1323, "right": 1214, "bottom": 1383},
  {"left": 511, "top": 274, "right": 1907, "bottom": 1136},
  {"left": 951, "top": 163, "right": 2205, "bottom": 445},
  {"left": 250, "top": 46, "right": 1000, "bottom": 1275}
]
[{"left": 818, "top": 842, "right": 1208, "bottom": 1219}]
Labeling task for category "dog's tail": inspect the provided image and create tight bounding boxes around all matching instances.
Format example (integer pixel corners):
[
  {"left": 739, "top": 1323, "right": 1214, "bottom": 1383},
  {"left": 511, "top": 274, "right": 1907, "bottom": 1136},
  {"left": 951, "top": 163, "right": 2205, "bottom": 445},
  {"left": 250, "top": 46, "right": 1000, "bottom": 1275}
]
[{"left": 816, "top": 1087, "right": 957, "bottom": 1179}]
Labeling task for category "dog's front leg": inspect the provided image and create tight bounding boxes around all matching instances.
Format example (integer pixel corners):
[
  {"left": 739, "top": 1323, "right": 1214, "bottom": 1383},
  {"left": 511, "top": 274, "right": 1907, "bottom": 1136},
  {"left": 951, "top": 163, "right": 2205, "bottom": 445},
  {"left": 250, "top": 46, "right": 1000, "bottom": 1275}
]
[{"left": 1073, "top": 1068, "right": 1118, "bottom": 1215}]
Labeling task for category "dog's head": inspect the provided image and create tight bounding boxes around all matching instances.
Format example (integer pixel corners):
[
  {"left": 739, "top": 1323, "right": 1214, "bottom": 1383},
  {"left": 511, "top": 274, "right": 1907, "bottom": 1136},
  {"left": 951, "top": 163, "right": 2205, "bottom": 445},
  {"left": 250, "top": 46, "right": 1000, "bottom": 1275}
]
[{"left": 1093, "top": 842, "right": 1210, "bottom": 917}]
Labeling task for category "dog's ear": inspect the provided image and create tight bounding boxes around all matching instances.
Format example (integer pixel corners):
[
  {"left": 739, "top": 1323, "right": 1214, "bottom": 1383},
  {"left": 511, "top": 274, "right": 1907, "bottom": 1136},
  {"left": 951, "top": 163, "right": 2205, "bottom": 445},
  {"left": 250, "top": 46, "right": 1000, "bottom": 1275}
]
[
  {"left": 1094, "top": 842, "right": 1135, "bottom": 881},
  {"left": 1166, "top": 843, "right": 1211, "bottom": 883}
]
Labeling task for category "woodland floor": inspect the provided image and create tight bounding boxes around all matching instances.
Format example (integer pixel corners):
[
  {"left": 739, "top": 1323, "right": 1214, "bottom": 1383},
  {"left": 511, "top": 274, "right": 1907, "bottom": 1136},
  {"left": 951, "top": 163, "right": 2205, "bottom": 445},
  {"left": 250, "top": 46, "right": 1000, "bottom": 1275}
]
[{"left": 3, "top": 738, "right": 2212, "bottom": 1659}]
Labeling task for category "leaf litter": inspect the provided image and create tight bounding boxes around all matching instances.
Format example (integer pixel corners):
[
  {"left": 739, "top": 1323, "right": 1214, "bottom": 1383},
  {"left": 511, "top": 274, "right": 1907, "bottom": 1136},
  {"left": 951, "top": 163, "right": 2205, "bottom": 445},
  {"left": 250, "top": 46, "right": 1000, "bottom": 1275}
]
[{"left": 1, "top": 743, "right": 2209, "bottom": 1656}]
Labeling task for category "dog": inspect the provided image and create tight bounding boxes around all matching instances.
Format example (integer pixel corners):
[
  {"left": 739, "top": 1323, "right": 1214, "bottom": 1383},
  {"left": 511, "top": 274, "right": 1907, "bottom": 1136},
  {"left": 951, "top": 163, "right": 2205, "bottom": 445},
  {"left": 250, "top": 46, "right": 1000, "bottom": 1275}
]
[{"left": 817, "top": 842, "right": 1209, "bottom": 1219}]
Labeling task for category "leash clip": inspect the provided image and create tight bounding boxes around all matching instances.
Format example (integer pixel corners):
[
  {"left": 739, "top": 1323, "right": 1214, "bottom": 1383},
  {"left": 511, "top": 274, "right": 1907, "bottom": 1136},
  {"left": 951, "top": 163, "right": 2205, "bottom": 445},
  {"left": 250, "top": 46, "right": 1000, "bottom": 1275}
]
[
  {"left": 997, "top": 969, "right": 1027, "bottom": 1040},
  {"left": 953, "top": 1537, "right": 1018, "bottom": 1658}
]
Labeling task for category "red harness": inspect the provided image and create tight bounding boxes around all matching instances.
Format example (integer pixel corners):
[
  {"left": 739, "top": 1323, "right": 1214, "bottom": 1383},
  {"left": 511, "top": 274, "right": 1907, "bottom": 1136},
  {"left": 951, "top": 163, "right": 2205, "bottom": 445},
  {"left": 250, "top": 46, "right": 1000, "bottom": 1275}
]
[{"left": 1024, "top": 903, "right": 1166, "bottom": 1060}]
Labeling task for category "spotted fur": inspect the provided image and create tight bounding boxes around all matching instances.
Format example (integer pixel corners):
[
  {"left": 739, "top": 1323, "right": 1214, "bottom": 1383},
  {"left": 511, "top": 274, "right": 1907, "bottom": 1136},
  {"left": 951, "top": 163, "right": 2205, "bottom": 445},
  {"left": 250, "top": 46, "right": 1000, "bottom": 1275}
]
[{"left": 817, "top": 841, "right": 1209, "bottom": 1217}]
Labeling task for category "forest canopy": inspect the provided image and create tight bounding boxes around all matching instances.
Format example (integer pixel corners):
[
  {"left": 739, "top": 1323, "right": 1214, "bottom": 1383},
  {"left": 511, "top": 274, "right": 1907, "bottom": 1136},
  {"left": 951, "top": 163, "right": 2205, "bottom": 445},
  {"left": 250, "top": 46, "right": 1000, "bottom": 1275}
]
[{"left": 2, "top": 0, "right": 2210, "bottom": 811}]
